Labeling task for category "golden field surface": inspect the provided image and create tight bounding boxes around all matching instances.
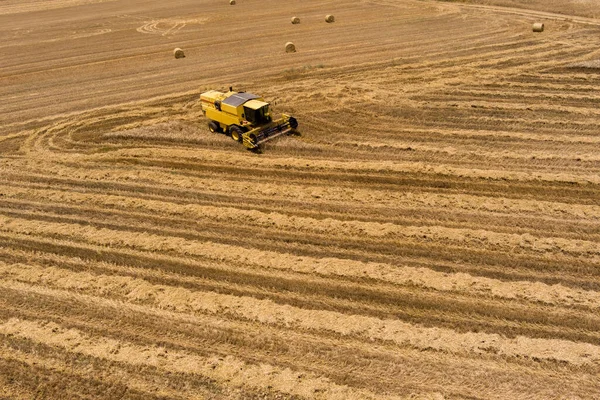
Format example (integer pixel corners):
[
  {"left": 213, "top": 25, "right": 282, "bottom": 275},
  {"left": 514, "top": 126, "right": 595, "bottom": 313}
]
[{"left": 1, "top": 0, "right": 600, "bottom": 398}]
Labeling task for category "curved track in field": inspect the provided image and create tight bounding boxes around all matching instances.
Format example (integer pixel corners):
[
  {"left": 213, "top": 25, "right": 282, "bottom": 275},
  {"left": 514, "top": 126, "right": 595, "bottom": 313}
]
[{"left": 1, "top": 0, "right": 600, "bottom": 398}]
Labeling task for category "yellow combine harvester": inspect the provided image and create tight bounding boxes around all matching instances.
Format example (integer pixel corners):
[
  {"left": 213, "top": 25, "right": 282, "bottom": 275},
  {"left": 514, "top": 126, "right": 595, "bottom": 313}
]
[{"left": 200, "top": 87, "right": 298, "bottom": 150}]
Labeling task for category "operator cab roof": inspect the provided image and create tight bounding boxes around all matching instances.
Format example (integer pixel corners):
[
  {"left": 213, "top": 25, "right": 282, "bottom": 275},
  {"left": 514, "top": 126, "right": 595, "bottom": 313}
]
[
  {"left": 244, "top": 99, "right": 269, "bottom": 110},
  {"left": 222, "top": 92, "right": 261, "bottom": 107}
]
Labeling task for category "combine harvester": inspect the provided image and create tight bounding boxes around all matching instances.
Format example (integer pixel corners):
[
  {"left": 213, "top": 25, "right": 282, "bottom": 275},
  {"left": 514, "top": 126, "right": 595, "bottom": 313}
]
[{"left": 200, "top": 87, "right": 298, "bottom": 150}]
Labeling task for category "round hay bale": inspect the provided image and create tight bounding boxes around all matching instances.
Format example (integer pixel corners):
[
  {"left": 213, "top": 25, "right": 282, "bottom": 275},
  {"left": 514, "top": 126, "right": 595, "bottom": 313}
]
[
  {"left": 229, "top": 0, "right": 236, "bottom": 4},
  {"left": 291, "top": 16, "right": 300, "bottom": 24},
  {"left": 285, "top": 42, "right": 296, "bottom": 53},
  {"left": 325, "top": 15, "right": 335, "bottom": 23},
  {"left": 173, "top": 48, "right": 185, "bottom": 59},
  {"left": 532, "top": 22, "right": 544, "bottom": 32}
]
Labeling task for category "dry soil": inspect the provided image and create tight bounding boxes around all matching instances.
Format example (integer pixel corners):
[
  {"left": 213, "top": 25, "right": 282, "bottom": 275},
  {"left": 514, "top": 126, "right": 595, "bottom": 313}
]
[{"left": 1, "top": 0, "right": 600, "bottom": 399}]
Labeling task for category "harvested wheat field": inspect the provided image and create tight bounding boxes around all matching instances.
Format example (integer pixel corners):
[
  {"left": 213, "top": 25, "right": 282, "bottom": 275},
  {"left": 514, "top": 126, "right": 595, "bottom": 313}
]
[{"left": 1, "top": 0, "right": 600, "bottom": 398}]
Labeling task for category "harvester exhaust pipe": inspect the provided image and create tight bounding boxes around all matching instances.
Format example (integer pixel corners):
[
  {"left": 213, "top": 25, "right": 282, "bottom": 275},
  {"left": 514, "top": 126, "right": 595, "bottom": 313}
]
[{"left": 229, "top": 86, "right": 233, "bottom": 92}]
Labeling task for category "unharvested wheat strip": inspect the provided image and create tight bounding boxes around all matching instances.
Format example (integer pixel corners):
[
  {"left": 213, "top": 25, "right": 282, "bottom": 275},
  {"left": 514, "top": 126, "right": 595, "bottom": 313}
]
[
  {"left": 445, "top": 99, "right": 600, "bottom": 119},
  {"left": 3, "top": 275, "right": 596, "bottom": 376},
  {"left": 3, "top": 280, "right": 600, "bottom": 400},
  {"left": 1, "top": 196, "right": 596, "bottom": 250},
  {"left": 363, "top": 106, "right": 600, "bottom": 132},
  {"left": 1, "top": 212, "right": 598, "bottom": 260},
  {"left": 14, "top": 141, "right": 597, "bottom": 188},
  {"left": 4, "top": 160, "right": 600, "bottom": 217},
  {"left": 2, "top": 267, "right": 600, "bottom": 366},
  {"left": 3, "top": 198, "right": 600, "bottom": 264},
  {"left": 4, "top": 140, "right": 597, "bottom": 189},
  {"left": 0, "top": 317, "right": 406, "bottom": 400},
  {"left": 11, "top": 284, "right": 593, "bottom": 399},
  {"left": 5, "top": 247, "right": 600, "bottom": 346},
  {"left": 0, "top": 346, "right": 195, "bottom": 400},
  {"left": 332, "top": 122, "right": 600, "bottom": 148},
  {"left": 87, "top": 147, "right": 600, "bottom": 185},
  {"left": 3, "top": 184, "right": 600, "bottom": 227},
  {"left": 5, "top": 255, "right": 600, "bottom": 347},
  {"left": 305, "top": 139, "right": 600, "bottom": 163},
  {"left": 0, "top": 277, "right": 347, "bottom": 356},
  {"left": 448, "top": 88, "right": 600, "bottom": 104},
  {"left": 496, "top": 80, "right": 600, "bottom": 94},
  {"left": 2, "top": 216, "right": 600, "bottom": 308},
  {"left": 434, "top": 96, "right": 600, "bottom": 113},
  {"left": 4, "top": 236, "right": 600, "bottom": 314},
  {"left": 395, "top": 122, "right": 600, "bottom": 144}
]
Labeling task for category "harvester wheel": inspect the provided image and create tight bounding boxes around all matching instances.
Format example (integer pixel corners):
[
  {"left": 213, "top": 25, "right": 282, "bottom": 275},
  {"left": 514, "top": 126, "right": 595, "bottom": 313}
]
[
  {"left": 230, "top": 126, "right": 244, "bottom": 143},
  {"left": 248, "top": 132, "right": 258, "bottom": 146},
  {"left": 208, "top": 121, "right": 220, "bottom": 133},
  {"left": 289, "top": 117, "right": 298, "bottom": 130}
]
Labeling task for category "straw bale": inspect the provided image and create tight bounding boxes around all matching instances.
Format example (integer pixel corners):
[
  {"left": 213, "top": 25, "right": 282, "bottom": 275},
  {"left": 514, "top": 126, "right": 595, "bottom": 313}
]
[
  {"left": 173, "top": 48, "right": 185, "bottom": 59},
  {"left": 285, "top": 42, "right": 296, "bottom": 53}
]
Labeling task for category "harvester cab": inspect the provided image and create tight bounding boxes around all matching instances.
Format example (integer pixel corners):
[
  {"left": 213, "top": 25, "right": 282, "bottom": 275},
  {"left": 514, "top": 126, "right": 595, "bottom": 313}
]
[{"left": 200, "top": 87, "right": 298, "bottom": 150}]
